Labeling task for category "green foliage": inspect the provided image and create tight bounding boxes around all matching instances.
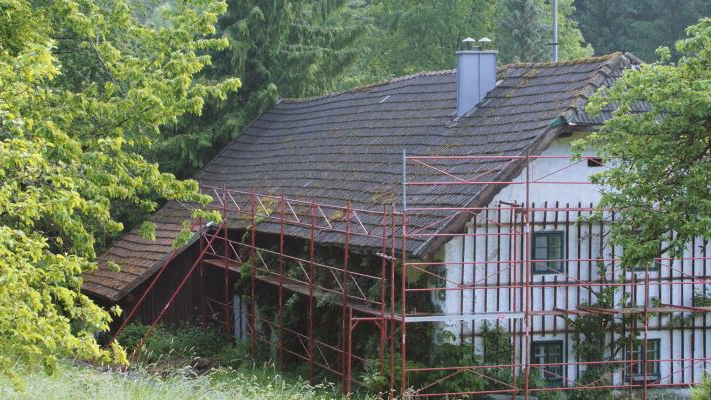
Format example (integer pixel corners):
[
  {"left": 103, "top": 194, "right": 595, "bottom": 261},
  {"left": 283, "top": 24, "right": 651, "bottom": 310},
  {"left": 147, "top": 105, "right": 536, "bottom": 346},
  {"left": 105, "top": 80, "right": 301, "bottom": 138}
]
[
  {"left": 498, "top": 0, "right": 548, "bottom": 63},
  {"left": 0, "top": 361, "right": 357, "bottom": 400},
  {"left": 692, "top": 373, "right": 711, "bottom": 400},
  {"left": 578, "top": 17, "right": 711, "bottom": 270},
  {"left": 670, "top": 287, "right": 711, "bottom": 328},
  {"left": 574, "top": 0, "right": 711, "bottom": 62},
  {"left": 427, "top": 337, "right": 486, "bottom": 396},
  {"left": 116, "top": 323, "right": 243, "bottom": 366},
  {"left": 563, "top": 269, "right": 643, "bottom": 400},
  {"left": 0, "top": 0, "right": 239, "bottom": 380},
  {"left": 341, "top": 0, "right": 593, "bottom": 87},
  {"left": 156, "top": 0, "right": 365, "bottom": 177}
]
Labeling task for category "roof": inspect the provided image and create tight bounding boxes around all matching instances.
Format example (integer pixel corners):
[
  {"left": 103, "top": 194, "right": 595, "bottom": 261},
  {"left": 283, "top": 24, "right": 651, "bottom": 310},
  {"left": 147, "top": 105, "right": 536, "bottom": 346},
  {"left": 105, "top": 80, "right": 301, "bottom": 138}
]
[{"left": 83, "top": 52, "right": 641, "bottom": 302}]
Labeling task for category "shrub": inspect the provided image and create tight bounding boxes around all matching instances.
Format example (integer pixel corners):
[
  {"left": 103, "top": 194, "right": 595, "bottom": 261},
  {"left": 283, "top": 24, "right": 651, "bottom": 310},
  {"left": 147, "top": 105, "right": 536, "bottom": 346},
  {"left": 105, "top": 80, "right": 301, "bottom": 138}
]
[
  {"left": 692, "top": 373, "right": 711, "bottom": 400},
  {"left": 116, "top": 323, "right": 230, "bottom": 364}
]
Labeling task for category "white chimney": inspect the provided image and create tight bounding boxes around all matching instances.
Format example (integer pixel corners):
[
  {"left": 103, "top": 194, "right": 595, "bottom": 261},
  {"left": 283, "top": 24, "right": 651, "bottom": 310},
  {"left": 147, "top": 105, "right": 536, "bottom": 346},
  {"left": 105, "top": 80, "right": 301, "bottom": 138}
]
[{"left": 456, "top": 38, "right": 497, "bottom": 117}]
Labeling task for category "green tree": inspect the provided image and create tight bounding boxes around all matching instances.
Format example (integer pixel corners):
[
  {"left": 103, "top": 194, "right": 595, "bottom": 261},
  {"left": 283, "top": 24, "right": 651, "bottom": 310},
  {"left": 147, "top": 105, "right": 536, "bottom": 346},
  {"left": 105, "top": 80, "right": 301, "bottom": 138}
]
[
  {"left": 340, "top": 0, "right": 592, "bottom": 87},
  {"left": 155, "top": 0, "right": 365, "bottom": 178},
  {"left": 539, "top": 0, "right": 593, "bottom": 61},
  {"left": 574, "top": 0, "right": 711, "bottom": 62},
  {"left": 498, "top": 0, "right": 548, "bottom": 63},
  {"left": 579, "top": 18, "right": 711, "bottom": 269},
  {"left": 348, "top": 0, "right": 499, "bottom": 81},
  {"left": 0, "top": 0, "right": 238, "bottom": 380}
]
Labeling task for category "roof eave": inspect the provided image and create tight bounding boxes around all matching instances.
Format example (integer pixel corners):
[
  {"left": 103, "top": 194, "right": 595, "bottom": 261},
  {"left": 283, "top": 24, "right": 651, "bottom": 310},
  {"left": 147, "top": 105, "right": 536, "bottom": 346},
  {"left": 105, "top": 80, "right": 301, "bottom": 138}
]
[{"left": 83, "top": 232, "right": 200, "bottom": 303}]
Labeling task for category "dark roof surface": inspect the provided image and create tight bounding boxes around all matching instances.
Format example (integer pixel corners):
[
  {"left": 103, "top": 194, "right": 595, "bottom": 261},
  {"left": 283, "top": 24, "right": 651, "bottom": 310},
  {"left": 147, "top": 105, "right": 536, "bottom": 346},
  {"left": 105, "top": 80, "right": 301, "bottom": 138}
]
[{"left": 84, "top": 52, "right": 640, "bottom": 301}]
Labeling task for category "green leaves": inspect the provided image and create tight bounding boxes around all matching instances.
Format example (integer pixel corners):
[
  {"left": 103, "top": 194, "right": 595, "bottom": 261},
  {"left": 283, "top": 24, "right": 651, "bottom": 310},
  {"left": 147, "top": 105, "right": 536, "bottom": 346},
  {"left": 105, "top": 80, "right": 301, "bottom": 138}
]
[
  {"left": 0, "top": 0, "right": 236, "bottom": 380},
  {"left": 581, "top": 18, "right": 711, "bottom": 270}
]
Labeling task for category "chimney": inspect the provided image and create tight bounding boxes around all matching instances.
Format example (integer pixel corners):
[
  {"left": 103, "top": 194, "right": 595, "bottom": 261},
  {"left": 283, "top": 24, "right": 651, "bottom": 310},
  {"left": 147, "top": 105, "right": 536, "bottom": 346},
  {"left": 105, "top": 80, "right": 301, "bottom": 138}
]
[{"left": 456, "top": 37, "right": 497, "bottom": 117}]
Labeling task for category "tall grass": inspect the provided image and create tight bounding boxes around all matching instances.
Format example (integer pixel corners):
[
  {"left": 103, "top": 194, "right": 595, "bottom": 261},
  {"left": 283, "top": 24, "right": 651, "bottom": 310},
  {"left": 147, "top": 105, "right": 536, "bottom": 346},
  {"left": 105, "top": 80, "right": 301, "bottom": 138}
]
[{"left": 0, "top": 362, "right": 353, "bottom": 400}]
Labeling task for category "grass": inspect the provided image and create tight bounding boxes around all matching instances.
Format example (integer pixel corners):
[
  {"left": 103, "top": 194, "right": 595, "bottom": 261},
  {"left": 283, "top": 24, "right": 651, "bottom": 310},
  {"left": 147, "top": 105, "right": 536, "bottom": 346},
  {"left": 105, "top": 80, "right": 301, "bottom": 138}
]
[
  {"left": 0, "top": 324, "right": 382, "bottom": 400},
  {"left": 0, "top": 361, "right": 354, "bottom": 400},
  {"left": 0, "top": 324, "right": 388, "bottom": 399}
]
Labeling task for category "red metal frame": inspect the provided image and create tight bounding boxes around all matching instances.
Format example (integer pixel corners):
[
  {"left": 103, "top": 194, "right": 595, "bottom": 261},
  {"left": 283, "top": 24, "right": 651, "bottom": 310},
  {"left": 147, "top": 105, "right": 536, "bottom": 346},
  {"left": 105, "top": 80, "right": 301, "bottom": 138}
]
[
  {"left": 399, "top": 154, "right": 711, "bottom": 399},
  {"left": 112, "top": 153, "right": 711, "bottom": 399}
]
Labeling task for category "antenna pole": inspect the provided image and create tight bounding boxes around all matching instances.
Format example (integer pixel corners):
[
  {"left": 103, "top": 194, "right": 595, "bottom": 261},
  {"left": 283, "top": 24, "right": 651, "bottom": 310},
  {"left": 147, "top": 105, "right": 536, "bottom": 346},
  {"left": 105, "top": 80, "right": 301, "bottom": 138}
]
[{"left": 552, "top": 0, "right": 559, "bottom": 61}]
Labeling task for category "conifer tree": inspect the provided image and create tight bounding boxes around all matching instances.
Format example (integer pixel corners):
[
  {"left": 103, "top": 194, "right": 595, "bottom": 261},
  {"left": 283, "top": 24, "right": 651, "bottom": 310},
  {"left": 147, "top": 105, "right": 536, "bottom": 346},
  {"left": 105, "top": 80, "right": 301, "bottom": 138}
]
[
  {"left": 155, "top": 0, "right": 365, "bottom": 178},
  {"left": 498, "top": 0, "right": 549, "bottom": 63}
]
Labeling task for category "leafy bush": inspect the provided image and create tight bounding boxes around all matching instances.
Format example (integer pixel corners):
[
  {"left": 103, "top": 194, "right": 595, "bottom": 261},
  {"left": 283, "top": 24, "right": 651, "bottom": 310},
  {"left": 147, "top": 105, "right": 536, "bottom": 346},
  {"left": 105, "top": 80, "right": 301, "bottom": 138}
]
[
  {"left": 692, "top": 373, "right": 711, "bottom": 400},
  {"left": 116, "top": 323, "right": 233, "bottom": 364}
]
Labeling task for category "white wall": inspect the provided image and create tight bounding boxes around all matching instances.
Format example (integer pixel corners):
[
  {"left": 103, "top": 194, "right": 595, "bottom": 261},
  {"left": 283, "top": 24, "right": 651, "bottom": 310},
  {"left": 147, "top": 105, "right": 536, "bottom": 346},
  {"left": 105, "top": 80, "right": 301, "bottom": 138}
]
[{"left": 437, "top": 132, "right": 711, "bottom": 386}]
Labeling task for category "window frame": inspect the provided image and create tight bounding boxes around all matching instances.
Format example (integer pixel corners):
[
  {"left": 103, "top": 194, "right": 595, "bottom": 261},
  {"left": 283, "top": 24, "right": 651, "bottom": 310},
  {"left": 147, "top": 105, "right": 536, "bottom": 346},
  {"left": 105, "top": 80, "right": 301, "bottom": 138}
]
[
  {"left": 532, "top": 231, "right": 566, "bottom": 274},
  {"left": 530, "top": 340, "right": 565, "bottom": 387},
  {"left": 625, "top": 338, "right": 661, "bottom": 382}
]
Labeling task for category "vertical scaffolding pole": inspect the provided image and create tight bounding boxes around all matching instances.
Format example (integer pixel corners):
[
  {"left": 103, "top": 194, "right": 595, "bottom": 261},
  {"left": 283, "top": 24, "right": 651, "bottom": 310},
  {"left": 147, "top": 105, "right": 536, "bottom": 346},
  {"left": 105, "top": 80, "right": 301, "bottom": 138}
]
[
  {"left": 250, "top": 190, "right": 257, "bottom": 358},
  {"left": 223, "top": 187, "right": 231, "bottom": 342},
  {"left": 342, "top": 202, "right": 351, "bottom": 395},
  {"left": 380, "top": 205, "right": 388, "bottom": 375},
  {"left": 511, "top": 203, "right": 519, "bottom": 400},
  {"left": 309, "top": 200, "right": 316, "bottom": 384},
  {"left": 390, "top": 205, "right": 397, "bottom": 395},
  {"left": 199, "top": 215, "right": 206, "bottom": 327},
  {"left": 644, "top": 262, "right": 650, "bottom": 399},
  {"left": 346, "top": 308, "right": 354, "bottom": 395},
  {"left": 401, "top": 150, "right": 408, "bottom": 396},
  {"left": 278, "top": 195, "right": 285, "bottom": 370},
  {"left": 524, "top": 153, "right": 532, "bottom": 400}
]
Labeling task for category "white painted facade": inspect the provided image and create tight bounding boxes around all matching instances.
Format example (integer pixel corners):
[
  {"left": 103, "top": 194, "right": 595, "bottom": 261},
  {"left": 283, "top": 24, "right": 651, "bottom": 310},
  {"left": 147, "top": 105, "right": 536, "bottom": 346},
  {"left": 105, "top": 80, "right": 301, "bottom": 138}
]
[{"left": 437, "top": 132, "right": 711, "bottom": 387}]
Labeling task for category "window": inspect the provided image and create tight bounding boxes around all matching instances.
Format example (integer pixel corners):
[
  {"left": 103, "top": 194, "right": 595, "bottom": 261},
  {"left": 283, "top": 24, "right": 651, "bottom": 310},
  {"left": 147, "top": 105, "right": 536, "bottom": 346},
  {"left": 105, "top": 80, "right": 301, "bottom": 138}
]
[
  {"left": 626, "top": 339, "right": 661, "bottom": 382},
  {"left": 533, "top": 231, "right": 565, "bottom": 273},
  {"left": 531, "top": 341, "right": 564, "bottom": 387}
]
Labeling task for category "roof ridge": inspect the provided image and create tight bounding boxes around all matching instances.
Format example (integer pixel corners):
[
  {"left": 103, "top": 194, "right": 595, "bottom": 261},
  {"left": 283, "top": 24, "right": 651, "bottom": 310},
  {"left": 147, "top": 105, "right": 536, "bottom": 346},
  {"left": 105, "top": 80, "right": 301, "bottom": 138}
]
[
  {"left": 280, "top": 53, "right": 627, "bottom": 104},
  {"left": 280, "top": 69, "right": 456, "bottom": 104},
  {"left": 502, "top": 52, "right": 623, "bottom": 69}
]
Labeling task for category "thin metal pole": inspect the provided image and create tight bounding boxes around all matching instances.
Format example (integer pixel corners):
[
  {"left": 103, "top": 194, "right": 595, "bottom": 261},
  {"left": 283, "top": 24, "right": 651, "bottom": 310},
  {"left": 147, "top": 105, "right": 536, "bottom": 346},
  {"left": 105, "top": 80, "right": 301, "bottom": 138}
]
[
  {"left": 380, "top": 205, "right": 387, "bottom": 375},
  {"left": 553, "top": 0, "right": 559, "bottom": 61},
  {"left": 278, "top": 195, "right": 285, "bottom": 370},
  {"left": 346, "top": 308, "right": 354, "bottom": 395},
  {"left": 223, "top": 187, "right": 231, "bottom": 342},
  {"left": 309, "top": 200, "right": 316, "bottom": 385},
  {"left": 199, "top": 216, "right": 206, "bottom": 327},
  {"left": 389, "top": 205, "right": 396, "bottom": 395},
  {"left": 342, "top": 202, "right": 351, "bottom": 395},
  {"left": 401, "top": 206, "right": 408, "bottom": 395},
  {"left": 524, "top": 152, "right": 532, "bottom": 400},
  {"left": 644, "top": 262, "right": 650, "bottom": 400},
  {"left": 250, "top": 190, "right": 257, "bottom": 358}
]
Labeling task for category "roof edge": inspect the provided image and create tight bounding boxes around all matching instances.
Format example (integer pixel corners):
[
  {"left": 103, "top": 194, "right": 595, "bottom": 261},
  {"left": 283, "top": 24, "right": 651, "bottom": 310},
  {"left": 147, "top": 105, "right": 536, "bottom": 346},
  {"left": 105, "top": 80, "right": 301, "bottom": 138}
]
[
  {"left": 280, "top": 53, "right": 627, "bottom": 105},
  {"left": 83, "top": 232, "right": 200, "bottom": 302}
]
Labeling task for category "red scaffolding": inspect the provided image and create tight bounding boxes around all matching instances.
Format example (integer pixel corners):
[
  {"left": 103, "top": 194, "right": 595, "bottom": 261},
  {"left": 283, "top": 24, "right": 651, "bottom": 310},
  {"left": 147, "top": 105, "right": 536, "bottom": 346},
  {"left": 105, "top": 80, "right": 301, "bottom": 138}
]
[{"left": 113, "top": 154, "right": 711, "bottom": 399}]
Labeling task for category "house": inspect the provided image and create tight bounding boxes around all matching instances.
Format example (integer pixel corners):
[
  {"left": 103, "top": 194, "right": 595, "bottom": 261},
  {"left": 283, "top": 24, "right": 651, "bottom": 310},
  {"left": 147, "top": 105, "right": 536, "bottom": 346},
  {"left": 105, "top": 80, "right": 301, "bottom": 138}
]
[{"left": 83, "top": 46, "right": 708, "bottom": 397}]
